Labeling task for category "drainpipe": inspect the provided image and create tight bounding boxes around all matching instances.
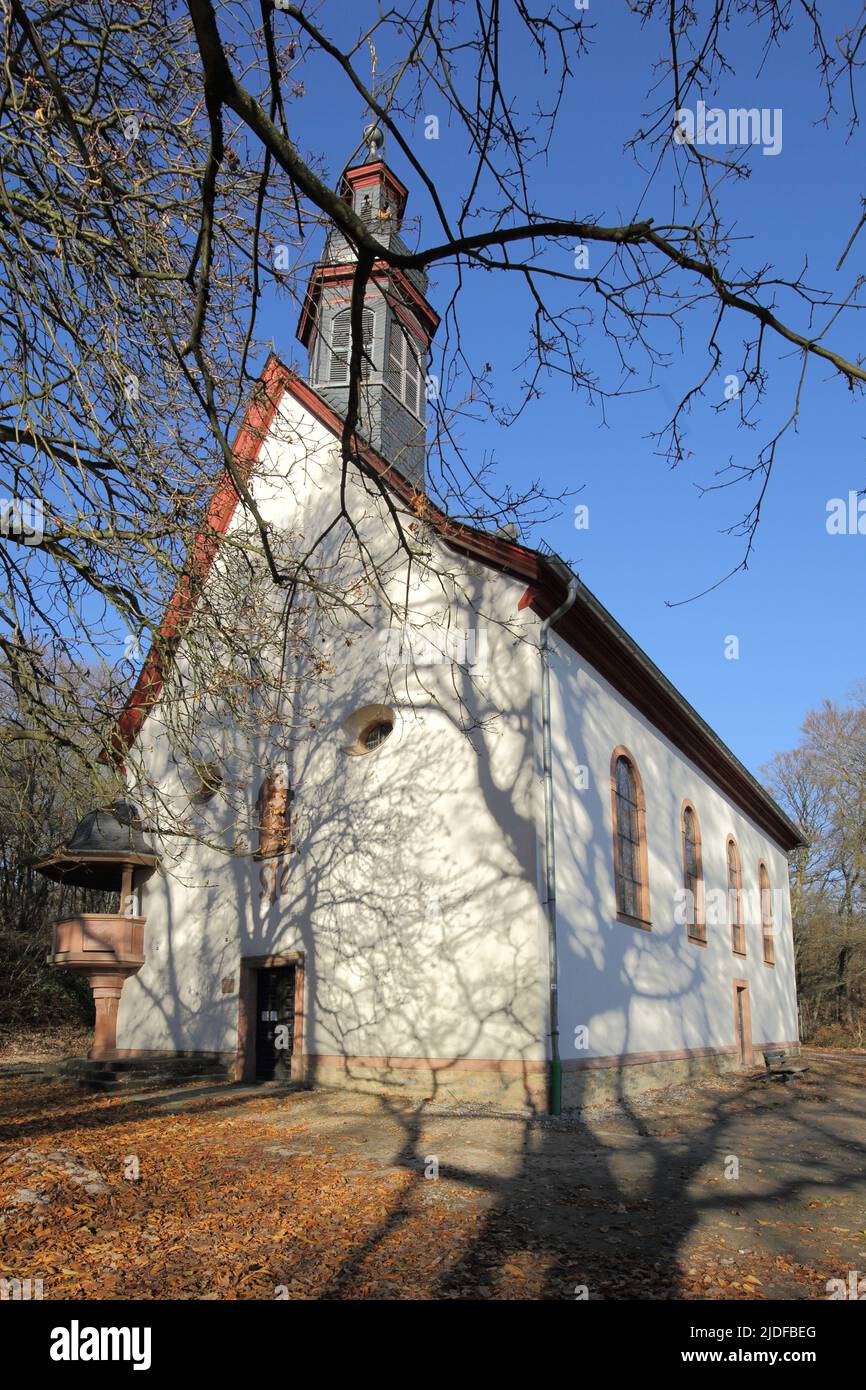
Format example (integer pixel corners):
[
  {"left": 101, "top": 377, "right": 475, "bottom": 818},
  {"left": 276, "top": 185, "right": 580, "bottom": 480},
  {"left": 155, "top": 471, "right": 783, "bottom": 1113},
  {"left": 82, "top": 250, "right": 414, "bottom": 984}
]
[{"left": 540, "top": 563, "right": 579, "bottom": 1116}]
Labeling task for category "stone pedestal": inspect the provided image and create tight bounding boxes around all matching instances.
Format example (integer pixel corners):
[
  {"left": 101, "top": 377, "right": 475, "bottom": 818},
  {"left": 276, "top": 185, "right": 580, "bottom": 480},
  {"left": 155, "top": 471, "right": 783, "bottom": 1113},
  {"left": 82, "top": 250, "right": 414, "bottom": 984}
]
[{"left": 87, "top": 972, "right": 128, "bottom": 1059}]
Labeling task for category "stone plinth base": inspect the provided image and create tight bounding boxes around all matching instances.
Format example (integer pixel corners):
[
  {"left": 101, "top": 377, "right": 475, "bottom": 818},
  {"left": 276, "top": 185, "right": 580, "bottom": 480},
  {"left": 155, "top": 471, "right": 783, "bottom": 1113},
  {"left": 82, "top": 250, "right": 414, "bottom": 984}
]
[{"left": 305, "top": 1055, "right": 547, "bottom": 1111}]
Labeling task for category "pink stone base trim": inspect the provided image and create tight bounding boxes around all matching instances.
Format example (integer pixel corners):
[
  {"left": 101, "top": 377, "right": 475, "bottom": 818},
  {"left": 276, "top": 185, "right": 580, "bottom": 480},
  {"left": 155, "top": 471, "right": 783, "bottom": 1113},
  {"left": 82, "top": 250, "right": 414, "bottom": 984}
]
[
  {"left": 563, "top": 1040, "right": 799, "bottom": 1070},
  {"left": 102, "top": 1040, "right": 802, "bottom": 1111},
  {"left": 311, "top": 1054, "right": 546, "bottom": 1073},
  {"left": 309, "top": 1041, "right": 801, "bottom": 1074},
  {"left": 564, "top": 1045, "right": 735, "bottom": 1071},
  {"left": 107, "top": 1040, "right": 800, "bottom": 1072},
  {"left": 308, "top": 1055, "right": 547, "bottom": 1109},
  {"left": 111, "top": 1048, "right": 235, "bottom": 1061}
]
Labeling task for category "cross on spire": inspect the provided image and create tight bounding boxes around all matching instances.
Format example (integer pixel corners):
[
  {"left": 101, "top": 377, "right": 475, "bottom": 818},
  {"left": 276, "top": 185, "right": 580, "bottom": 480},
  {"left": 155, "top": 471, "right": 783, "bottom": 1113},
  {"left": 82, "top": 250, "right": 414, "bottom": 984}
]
[{"left": 364, "top": 38, "right": 384, "bottom": 160}]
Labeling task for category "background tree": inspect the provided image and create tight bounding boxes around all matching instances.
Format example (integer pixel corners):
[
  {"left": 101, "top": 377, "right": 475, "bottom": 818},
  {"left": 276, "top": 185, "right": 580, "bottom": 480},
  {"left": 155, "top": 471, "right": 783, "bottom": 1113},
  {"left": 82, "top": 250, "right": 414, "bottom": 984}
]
[
  {"left": 764, "top": 689, "right": 866, "bottom": 1042},
  {"left": 0, "top": 664, "right": 117, "bottom": 1040},
  {"left": 2, "top": 1, "right": 866, "bottom": 854}
]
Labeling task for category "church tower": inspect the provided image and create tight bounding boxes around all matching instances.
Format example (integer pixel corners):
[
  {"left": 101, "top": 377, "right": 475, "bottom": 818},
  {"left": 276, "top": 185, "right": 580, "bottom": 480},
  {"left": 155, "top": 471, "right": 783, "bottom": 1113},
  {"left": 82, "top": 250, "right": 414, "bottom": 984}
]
[{"left": 297, "top": 125, "right": 439, "bottom": 489}]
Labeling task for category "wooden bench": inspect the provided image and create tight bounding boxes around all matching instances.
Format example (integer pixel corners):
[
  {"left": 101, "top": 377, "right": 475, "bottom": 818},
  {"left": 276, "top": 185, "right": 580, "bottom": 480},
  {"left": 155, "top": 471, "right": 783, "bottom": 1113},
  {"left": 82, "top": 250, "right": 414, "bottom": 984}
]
[{"left": 761, "top": 1048, "right": 810, "bottom": 1081}]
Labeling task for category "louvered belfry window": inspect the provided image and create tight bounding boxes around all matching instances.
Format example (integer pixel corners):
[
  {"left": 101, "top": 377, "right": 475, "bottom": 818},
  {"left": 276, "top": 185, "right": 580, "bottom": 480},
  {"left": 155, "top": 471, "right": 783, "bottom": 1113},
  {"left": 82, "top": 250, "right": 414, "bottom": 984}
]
[
  {"left": 329, "top": 308, "right": 374, "bottom": 383},
  {"left": 387, "top": 316, "right": 423, "bottom": 416}
]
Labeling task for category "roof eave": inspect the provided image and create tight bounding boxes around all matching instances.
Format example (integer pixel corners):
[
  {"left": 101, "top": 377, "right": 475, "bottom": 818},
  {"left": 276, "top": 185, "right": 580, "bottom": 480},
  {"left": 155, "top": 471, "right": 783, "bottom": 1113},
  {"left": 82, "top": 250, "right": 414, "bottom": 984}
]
[
  {"left": 111, "top": 357, "right": 804, "bottom": 853},
  {"left": 279, "top": 372, "right": 805, "bottom": 853}
]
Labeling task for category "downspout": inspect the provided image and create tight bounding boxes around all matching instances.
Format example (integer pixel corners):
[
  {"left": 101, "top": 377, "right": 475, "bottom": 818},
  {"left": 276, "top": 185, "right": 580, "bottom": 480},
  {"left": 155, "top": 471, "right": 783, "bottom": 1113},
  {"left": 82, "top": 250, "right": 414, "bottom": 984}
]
[{"left": 540, "top": 564, "right": 580, "bottom": 1116}]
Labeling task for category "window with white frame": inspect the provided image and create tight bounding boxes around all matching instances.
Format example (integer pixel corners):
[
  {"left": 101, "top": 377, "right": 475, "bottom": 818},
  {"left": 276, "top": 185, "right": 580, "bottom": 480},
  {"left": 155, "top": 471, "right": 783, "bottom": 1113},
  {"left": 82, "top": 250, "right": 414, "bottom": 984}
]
[
  {"left": 387, "top": 316, "right": 424, "bottom": 417},
  {"left": 328, "top": 308, "right": 374, "bottom": 384}
]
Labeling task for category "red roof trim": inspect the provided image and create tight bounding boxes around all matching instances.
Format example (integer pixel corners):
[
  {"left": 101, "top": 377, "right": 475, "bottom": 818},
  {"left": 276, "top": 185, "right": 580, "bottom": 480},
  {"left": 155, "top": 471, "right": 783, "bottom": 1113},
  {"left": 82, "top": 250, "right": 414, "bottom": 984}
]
[
  {"left": 111, "top": 355, "right": 291, "bottom": 759},
  {"left": 269, "top": 377, "right": 802, "bottom": 849},
  {"left": 518, "top": 585, "right": 540, "bottom": 611},
  {"left": 113, "top": 357, "right": 803, "bottom": 853}
]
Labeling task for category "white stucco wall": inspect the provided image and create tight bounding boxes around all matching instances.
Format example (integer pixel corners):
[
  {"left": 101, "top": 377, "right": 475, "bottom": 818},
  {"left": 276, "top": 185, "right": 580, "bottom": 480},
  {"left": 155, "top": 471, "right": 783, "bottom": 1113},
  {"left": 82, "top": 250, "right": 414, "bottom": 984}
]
[
  {"left": 117, "top": 390, "right": 548, "bottom": 1070},
  {"left": 115, "top": 383, "right": 798, "bottom": 1086},
  {"left": 546, "top": 634, "right": 800, "bottom": 1072}
]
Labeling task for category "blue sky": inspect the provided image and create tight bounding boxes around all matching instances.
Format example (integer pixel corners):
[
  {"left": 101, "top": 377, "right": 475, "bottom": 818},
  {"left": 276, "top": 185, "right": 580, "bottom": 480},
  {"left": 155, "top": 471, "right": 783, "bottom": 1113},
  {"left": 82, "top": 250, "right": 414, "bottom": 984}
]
[{"left": 264, "top": 3, "right": 865, "bottom": 779}]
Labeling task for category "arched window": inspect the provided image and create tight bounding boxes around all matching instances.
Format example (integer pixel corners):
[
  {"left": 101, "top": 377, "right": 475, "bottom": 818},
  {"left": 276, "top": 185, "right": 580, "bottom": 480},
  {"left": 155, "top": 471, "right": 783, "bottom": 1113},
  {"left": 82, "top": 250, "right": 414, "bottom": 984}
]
[
  {"left": 759, "top": 861, "right": 775, "bottom": 965},
  {"left": 681, "top": 801, "right": 705, "bottom": 943},
  {"left": 610, "top": 748, "right": 651, "bottom": 928},
  {"left": 328, "top": 307, "right": 374, "bottom": 384},
  {"left": 387, "top": 316, "right": 423, "bottom": 417},
  {"left": 727, "top": 836, "right": 746, "bottom": 956}
]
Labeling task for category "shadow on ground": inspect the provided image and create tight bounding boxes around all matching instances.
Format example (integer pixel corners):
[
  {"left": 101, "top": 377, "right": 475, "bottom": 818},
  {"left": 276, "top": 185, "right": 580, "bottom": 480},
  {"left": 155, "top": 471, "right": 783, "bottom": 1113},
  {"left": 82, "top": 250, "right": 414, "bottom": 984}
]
[{"left": 0, "top": 1050, "right": 863, "bottom": 1299}]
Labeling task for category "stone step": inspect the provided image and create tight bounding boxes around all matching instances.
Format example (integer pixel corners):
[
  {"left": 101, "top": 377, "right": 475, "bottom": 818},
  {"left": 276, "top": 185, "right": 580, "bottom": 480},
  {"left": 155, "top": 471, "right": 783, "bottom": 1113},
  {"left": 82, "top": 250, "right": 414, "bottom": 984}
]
[
  {"left": 63, "top": 1055, "right": 233, "bottom": 1092},
  {"left": 87, "top": 1074, "right": 226, "bottom": 1094},
  {"left": 64, "top": 1055, "right": 228, "bottom": 1074}
]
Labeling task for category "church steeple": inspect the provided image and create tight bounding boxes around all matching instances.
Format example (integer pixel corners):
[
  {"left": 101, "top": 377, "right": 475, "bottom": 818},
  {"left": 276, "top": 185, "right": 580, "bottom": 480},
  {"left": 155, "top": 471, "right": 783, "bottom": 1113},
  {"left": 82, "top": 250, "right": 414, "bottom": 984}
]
[{"left": 296, "top": 125, "right": 439, "bottom": 489}]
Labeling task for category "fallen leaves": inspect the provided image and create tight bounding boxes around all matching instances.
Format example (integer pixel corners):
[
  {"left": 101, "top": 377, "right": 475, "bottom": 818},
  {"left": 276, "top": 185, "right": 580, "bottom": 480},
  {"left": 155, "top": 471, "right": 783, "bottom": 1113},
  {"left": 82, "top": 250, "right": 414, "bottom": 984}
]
[
  {"left": 1, "top": 1052, "right": 864, "bottom": 1302},
  {"left": 0, "top": 1081, "right": 487, "bottom": 1300}
]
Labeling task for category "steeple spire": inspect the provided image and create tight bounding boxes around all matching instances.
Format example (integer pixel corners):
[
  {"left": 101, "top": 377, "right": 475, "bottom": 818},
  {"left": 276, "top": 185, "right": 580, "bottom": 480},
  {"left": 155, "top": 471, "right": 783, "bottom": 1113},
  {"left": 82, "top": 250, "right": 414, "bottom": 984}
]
[
  {"left": 296, "top": 124, "right": 439, "bottom": 489},
  {"left": 363, "top": 41, "right": 384, "bottom": 161}
]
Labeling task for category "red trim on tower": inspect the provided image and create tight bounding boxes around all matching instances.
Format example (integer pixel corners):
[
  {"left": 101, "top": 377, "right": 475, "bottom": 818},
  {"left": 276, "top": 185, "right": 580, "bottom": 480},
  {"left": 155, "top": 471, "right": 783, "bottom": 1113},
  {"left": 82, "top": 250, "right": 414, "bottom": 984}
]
[
  {"left": 340, "top": 160, "right": 409, "bottom": 216},
  {"left": 297, "top": 262, "right": 440, "bottom": 348}
]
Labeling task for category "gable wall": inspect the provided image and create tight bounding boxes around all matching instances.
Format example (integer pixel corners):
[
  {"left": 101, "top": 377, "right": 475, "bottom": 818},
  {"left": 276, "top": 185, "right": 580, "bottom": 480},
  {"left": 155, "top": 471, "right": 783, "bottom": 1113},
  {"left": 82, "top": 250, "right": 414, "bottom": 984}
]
[{"left": 118, "top": 391, "right": 549, "bottom": 1102}]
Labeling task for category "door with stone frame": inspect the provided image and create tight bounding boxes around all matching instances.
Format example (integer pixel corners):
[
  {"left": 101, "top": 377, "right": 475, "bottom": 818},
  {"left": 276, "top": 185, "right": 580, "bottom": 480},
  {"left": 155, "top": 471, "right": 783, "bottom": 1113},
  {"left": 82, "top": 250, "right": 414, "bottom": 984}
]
[{"left": 237, "top": 954, "right": 305, "bottom": 1083}]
